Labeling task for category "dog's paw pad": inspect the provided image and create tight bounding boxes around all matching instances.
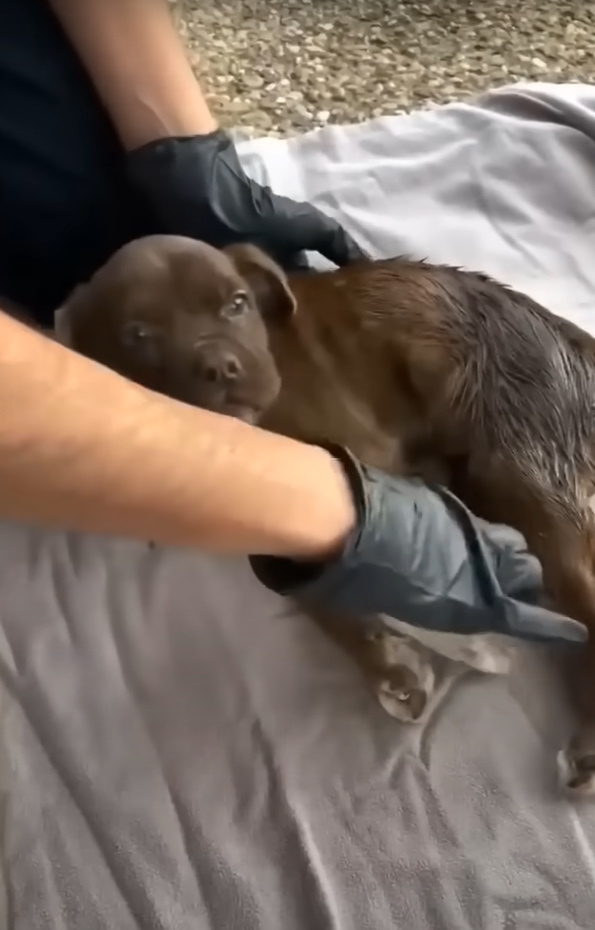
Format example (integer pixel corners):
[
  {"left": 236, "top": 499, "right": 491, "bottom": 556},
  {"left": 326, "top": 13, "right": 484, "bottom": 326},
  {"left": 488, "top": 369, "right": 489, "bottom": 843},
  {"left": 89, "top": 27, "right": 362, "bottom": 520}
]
[
  {"left": 557, "top": 746, "right": 595, "bottom": 796},
  {"left": 375, "top": 678, "right": 427, "bottom": 723}
]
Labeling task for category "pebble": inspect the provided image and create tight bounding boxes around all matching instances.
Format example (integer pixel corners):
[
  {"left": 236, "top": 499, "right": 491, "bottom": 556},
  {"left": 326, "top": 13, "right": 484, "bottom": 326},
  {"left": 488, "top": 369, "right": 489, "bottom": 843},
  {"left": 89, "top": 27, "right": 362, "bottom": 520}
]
[{"left": 179, "top": 0, "right": 595, "bottom": 137}]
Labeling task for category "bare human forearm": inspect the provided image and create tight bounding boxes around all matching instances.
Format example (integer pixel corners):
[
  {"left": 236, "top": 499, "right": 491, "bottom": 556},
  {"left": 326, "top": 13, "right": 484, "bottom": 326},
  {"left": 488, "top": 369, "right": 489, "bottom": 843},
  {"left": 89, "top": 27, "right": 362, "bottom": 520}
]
[
  {"left": 0, "top": 309, "right": 356, "bottom": 557},
  {"left": 47, "top": 0, "right": 218, "bottom": 148}
]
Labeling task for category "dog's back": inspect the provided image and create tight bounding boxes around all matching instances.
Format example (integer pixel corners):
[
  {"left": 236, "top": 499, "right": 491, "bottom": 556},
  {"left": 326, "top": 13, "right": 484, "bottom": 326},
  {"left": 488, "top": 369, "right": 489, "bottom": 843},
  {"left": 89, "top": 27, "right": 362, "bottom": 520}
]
[{"left": 264, "top": 259, "right": 595, "bottom": 505}]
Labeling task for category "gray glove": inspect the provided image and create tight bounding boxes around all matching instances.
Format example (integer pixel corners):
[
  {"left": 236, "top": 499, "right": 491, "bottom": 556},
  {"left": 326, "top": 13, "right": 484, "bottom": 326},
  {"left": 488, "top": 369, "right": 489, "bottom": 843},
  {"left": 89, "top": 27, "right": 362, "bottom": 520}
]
[{"left": 250, "top": 445, "right": 587, "bottom": 645}]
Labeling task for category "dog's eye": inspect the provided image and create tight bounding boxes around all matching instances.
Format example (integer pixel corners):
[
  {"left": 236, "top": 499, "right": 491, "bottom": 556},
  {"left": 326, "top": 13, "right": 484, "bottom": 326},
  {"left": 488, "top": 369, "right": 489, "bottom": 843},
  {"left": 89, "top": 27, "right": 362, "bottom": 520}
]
[
  {"left": 222, "top": 291, "right": 249, "bottom": 319},
  {"left": 120, "top": 321, "right": 162, "bottom": 366},
  {"left": 121, "top": 321, "right": 155, "bottom": 346}
]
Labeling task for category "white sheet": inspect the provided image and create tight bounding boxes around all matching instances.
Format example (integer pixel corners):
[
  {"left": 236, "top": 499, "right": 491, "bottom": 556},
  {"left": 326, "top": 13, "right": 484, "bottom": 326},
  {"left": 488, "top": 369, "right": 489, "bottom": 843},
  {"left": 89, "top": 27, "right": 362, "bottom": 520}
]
[{"left": 2, "top": 82, "right": 595, "bottom": 929}]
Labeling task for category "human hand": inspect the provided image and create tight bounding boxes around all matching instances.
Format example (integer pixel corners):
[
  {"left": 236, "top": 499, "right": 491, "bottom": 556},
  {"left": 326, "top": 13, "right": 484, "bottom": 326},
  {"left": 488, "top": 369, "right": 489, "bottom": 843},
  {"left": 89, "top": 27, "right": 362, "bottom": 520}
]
[
  {"left": 250, "top": 445, "right": 587, "bottom": 645},
  {"left": 126, "top": 129, "right": 368, "bottom": 269}
]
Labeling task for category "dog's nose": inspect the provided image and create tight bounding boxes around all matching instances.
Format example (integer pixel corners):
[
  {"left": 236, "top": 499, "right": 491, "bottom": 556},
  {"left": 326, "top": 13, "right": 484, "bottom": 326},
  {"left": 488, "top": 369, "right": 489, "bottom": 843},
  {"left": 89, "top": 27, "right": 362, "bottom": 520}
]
[{"left": 197, "top": 350, "right": 242, "bottom": 384}]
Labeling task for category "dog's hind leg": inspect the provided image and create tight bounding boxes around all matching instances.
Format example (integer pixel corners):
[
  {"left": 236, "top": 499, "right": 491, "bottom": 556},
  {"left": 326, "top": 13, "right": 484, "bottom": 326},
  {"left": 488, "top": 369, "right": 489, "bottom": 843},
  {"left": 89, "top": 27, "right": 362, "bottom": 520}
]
[{"left": 459, "top": 458, "right": 595, "bottom": 794}]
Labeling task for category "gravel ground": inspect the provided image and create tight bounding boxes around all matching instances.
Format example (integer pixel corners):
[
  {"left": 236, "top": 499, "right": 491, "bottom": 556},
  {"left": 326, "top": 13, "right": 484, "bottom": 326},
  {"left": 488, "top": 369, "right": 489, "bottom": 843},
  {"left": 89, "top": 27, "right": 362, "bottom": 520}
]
[{"left": 179, "top": 0, "right": 595, "bottom": 137}]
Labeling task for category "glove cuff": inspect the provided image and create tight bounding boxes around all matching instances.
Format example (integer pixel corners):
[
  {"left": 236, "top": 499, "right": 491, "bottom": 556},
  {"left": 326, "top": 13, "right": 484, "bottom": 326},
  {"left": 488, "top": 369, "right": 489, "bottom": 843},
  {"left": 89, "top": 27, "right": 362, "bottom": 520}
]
[
  {"left": 249, "top": 442, "right": 364, "bottom": 595},
  {"left": 127, "top": 128, "right": 232, "bottom": 165}
]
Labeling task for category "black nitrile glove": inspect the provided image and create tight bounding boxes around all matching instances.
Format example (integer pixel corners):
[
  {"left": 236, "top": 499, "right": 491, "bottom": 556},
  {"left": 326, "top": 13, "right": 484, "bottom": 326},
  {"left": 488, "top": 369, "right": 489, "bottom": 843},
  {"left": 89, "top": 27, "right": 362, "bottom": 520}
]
[
  {"left": 126, "top": 130, "right": 368, "bottom": 269},
  {"left": 250, "top": 445, "right": 587, "bottom": 645}
]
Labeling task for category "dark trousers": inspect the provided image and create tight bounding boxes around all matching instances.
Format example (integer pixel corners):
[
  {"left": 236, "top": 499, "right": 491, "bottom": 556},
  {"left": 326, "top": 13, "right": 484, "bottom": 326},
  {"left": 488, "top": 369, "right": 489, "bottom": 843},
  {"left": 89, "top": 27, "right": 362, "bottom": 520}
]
[{"left": 0, "top": 0, "right": 147, "bottom": 325}]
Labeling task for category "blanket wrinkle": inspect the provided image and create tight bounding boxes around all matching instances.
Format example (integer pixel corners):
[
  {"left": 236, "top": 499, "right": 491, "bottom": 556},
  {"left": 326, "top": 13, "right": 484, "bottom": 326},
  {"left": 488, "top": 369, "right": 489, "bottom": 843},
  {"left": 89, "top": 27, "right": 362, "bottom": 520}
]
[{"left": 2, "top": 82, "right": 595, "bottom": 929}]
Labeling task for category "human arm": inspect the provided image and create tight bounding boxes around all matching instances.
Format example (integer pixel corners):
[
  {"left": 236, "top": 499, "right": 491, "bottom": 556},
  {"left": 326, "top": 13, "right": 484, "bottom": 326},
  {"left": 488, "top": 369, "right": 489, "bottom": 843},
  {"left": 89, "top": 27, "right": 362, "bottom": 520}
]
[
  {"left": 46, "top": 0, "right": 367, "bottom": 266},
  {"left": 0, "top": 306, "right": 585, "bottom": 645},
  {"left": 0, "top": 307, "right": 355, "bottom": 556},
  {"left": 46, "top": 0, "right": 217, "bottom": 147}
]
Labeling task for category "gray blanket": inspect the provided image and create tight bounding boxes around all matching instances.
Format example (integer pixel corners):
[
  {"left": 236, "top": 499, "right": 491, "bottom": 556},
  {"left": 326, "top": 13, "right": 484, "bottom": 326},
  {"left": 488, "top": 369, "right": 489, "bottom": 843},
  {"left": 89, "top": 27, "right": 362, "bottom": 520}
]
[{"left": 2, "top": 82, "right": 595, "bottom": 929}]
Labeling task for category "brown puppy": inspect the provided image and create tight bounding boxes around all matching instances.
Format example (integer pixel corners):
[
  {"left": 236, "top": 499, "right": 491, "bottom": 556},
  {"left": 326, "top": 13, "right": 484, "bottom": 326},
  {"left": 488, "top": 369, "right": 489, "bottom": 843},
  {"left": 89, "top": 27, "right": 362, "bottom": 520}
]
[{"left": 56, "top": 234, "right": 595, "bottom": 793}]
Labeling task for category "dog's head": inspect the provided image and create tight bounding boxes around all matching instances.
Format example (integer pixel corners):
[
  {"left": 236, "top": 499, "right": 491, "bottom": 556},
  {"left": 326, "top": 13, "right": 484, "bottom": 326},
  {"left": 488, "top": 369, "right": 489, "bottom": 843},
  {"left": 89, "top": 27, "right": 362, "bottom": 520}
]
[{"left": 56, "top": 235, "right": 297, "bottom": 423}]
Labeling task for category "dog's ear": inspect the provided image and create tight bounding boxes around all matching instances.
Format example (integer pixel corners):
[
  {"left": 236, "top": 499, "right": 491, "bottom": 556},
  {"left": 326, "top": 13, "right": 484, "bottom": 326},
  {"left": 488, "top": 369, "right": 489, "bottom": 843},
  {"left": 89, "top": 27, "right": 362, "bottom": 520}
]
[
  {"left": 53, "top": 284, "right": 90, "bottom": 346},
  {"left": 224, "top": 244, "right": 297, "bottom": 321},
  {"left": 54, "top": 279, "right": 109, "bottom": 352}
]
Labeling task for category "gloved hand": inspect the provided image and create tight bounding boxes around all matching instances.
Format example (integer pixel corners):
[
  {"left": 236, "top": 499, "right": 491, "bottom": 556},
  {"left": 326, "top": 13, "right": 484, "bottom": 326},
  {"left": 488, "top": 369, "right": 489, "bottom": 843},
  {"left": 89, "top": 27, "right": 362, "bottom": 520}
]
[
  {"left": 250, "top": 444, "right": 587, "bottom": 645},
  {"left": 126, "top": 129, "right": 367, "bottom": 269}
]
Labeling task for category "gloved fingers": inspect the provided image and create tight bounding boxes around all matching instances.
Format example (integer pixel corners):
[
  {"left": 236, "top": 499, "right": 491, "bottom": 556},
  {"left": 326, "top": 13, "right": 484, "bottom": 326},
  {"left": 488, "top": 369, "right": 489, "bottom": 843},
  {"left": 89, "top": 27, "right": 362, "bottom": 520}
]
[
  {"left": 264, "top": 199, "right": 369, "bottom": 267},
  {"left": 208, "top": 132, "right": 363, "bottom": 263},
  {"left": 479, "top": 520, "right": 544, "bottom": 602},
  {"left": 502, "top": 598, "right": 588, "bottom": 644},
  {"left": 272, "top": 249, "right": 312, "bottom": 273},
  {"left": 324, "top": 226, "right": 371, "bottom": 267},
  {"left": 129, "top": 133, "right": 369, "bottom": 268},
  {"left": 475, "top": 519, "right": 587, "bottom": 641}
]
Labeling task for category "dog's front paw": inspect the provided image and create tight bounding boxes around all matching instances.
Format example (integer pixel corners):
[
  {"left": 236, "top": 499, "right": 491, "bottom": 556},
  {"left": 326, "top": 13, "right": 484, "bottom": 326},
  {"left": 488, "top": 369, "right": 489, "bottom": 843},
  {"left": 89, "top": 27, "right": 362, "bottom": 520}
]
[
  {"left": 374, "top": 670, "right": 431, "bottom": 723},
  {"left": 557, "top": 730, "right": 595, "bottom": 796},
  {"left": 365, "top": 631, "right": 435, "bottom": 724}
]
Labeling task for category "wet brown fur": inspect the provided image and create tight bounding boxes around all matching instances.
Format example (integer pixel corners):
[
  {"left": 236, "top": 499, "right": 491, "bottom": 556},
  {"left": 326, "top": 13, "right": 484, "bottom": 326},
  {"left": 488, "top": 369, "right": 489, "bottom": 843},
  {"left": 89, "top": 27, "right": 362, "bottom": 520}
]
[{"left": 58, "top": 234, "right": 595, "bottom": 789}]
